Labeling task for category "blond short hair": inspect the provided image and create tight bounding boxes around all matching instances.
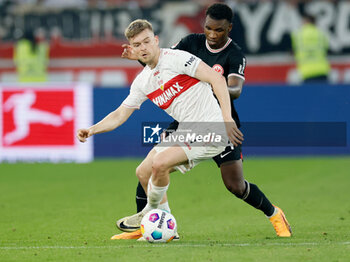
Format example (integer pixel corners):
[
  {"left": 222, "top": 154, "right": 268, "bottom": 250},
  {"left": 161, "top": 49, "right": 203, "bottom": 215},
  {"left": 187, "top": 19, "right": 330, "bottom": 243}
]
[{"left": 124, "top": 19, "right": 153, "bottom": 40}]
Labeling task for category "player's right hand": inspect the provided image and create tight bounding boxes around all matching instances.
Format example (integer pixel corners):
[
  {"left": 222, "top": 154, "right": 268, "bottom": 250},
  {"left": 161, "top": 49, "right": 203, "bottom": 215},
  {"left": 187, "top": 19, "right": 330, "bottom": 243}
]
[
  {"left": 121, "top": 44, "right": 138, "bottom": 60},
  {"left": 77, "top": 128, "right": 93, "bottom": 143},
  {"left": 225, "top": 119, "right": 244, "bottom": 147}
]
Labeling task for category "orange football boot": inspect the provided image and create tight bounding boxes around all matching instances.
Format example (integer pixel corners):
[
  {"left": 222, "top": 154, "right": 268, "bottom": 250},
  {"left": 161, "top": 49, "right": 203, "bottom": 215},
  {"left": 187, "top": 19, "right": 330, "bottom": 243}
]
[
  {"left": 269, "top": 205, "right": 292, "bottom": 237},
  {"left": 111, "top": 229, "right": 142, "bottom": 240}
]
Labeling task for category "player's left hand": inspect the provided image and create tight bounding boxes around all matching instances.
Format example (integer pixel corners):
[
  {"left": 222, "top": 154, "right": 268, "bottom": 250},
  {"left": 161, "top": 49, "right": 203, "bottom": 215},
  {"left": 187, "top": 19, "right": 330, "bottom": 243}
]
[{"left": 225, "top": 118, "right": 243, "bottom": 146}]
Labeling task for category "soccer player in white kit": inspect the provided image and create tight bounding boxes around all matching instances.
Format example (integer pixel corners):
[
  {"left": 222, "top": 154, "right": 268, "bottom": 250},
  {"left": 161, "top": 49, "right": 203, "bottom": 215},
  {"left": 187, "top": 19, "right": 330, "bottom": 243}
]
[{"left": 77, "top": 19, "right": 243, "bottom": 224}]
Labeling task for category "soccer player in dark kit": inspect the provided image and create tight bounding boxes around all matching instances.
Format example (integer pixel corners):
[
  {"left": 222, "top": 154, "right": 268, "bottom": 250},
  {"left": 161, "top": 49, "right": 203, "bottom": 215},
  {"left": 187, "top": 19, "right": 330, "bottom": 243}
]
[{"left": 112, "top": 3, "right": 292, "bottom": 240}]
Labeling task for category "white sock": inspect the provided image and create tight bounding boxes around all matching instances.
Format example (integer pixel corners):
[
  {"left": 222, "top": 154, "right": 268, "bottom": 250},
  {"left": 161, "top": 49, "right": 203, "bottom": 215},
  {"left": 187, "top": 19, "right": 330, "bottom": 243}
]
[
  {"left": 158, "top": 202, "right": 171, "bottom": 213},
  {"left": 143, "top": 178, "right": 169, "bottom": 213}
]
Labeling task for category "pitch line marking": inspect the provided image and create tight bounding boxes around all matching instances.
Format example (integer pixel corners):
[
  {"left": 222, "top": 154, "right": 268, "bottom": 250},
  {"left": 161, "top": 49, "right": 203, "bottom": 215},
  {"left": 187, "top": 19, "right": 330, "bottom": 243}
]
[{"left": 1, "top": 242, "right": 350, "bottom": 250}]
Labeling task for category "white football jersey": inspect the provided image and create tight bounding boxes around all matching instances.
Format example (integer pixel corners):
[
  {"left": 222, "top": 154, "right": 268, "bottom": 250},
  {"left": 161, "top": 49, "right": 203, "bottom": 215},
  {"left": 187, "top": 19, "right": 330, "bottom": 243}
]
[{"left": 122, "top": 48, "right": 224, "bottom": 123}]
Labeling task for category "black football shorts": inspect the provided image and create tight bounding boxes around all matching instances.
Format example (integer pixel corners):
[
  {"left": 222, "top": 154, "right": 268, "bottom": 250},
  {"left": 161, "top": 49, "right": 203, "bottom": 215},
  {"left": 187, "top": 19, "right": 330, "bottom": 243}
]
[{"left": 212, "top": 144, "right": 242, "bottom": 167}]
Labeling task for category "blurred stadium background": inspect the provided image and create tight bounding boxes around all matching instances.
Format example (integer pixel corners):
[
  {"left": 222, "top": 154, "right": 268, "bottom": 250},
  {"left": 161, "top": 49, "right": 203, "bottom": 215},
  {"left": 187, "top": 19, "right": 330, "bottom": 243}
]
[{"left": 0, "top": 0, "right": 349, "bottom": 161}]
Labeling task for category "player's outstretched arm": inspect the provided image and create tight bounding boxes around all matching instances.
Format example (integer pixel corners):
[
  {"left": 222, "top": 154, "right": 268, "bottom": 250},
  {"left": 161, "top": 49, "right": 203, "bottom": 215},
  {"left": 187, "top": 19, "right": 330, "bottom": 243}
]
[
  {"left": 77, "top": 105, "right": 135, "bottom": 143},
  {"left": 194, "top": 61, "right": 243, "bottom": 146}
]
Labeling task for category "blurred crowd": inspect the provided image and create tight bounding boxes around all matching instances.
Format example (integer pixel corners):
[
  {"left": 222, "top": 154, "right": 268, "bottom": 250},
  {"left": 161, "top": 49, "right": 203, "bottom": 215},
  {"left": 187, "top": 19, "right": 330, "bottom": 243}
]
[
  {"left": 0, "top": 0, "right": 220, "bottom": 11},
  {"left": 0, "top": 0, "right": 157, "bottom": 11},
  {"left": 0, "top": 0, "right": 346, "bottom": 84},
  {"left": 0, "top": 0, "right": 340, "bottom": 12}
]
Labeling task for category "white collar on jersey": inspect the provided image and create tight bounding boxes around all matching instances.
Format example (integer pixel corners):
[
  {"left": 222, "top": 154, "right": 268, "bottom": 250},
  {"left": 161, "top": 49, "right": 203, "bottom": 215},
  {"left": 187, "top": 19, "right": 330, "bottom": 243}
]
[{"left": 205, "top": 38, "right": 232, "bottom": 53}]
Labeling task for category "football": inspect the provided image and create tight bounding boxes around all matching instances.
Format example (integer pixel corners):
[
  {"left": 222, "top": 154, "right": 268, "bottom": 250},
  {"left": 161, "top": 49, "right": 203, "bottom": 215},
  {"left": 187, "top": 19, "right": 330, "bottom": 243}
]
[{"left": 140, "top": 209, "right": 177, "bottom": 243}]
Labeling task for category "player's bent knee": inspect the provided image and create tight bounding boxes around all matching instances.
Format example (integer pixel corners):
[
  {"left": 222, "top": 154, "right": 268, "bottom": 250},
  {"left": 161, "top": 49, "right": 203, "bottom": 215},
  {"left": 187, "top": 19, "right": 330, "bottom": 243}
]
[
  {"left": 151, "top": 160, "right": 167, "bottom": 174},
  {"left": 220, "top": 161, "right": 245, "bottom": 197},
  {"left": 136, "top": 164, "right": 151, "bottom": 184},
  {"left": 151, "top": 156, "right": 169, "bottom": 175},
  {"left": 221, "top": 173, "right": 245, "bottom": 196}
]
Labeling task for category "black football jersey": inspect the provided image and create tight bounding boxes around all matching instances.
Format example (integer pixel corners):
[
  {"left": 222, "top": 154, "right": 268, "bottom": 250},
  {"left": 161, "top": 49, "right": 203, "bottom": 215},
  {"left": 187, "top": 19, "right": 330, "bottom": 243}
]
[{"left": 172, "top": 34, "right": 246, "bottom": 128}]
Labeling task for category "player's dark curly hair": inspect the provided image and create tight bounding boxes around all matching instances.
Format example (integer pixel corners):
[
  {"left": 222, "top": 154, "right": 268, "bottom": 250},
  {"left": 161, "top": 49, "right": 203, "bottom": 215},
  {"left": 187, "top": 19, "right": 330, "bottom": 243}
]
[{"left": 205, "top": 3, "right": 233, "bottom": 23}]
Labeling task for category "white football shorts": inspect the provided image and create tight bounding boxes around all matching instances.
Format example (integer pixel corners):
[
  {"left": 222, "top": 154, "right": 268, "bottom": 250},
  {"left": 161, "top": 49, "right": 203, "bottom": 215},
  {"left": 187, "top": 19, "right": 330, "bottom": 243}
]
[{"left": 154, "top": 137, "right": 225, "bottom": 174}]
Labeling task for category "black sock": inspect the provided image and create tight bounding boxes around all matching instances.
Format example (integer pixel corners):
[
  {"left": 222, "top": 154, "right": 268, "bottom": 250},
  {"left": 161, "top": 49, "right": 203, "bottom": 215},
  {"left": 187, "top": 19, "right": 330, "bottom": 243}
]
[
  {"left": 241, "top": 181, "right": 275, "bottom": 216},
  {"left": 136, "top": 182, "right": 147, "bottom": 212}
]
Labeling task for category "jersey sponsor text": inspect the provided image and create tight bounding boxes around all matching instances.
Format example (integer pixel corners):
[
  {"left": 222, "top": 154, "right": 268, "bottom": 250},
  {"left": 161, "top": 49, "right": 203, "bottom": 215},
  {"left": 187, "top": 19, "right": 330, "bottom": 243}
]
[{"left": 147, "top": 74, "right": 199, "bottom": 109}]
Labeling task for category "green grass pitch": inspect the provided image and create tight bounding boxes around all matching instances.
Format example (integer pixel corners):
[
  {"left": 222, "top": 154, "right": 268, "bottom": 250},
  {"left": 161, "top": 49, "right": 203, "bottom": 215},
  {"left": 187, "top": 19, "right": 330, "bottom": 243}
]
[{"left": 1, "top": 157, "right": 349, "bottom": 262}]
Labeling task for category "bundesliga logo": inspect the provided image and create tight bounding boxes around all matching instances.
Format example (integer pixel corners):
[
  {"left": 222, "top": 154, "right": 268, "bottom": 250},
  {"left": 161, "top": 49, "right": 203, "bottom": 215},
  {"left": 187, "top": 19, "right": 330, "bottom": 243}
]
[{"left": 1, "top": 89, "right": 75, "bottom": 147}]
